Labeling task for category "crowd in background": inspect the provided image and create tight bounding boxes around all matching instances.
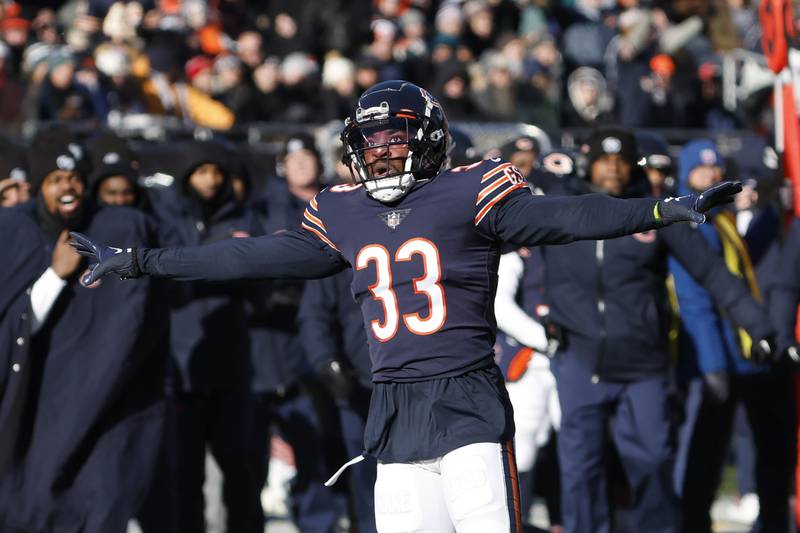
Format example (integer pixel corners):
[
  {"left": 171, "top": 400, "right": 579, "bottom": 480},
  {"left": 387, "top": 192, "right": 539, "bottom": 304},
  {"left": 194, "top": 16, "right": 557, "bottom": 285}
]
[
  {"left": 0, "top": 0, "right": 775, "bottom": 134},
  {"left": 1, "top": 1, "right": 799, "bottom": 533}
]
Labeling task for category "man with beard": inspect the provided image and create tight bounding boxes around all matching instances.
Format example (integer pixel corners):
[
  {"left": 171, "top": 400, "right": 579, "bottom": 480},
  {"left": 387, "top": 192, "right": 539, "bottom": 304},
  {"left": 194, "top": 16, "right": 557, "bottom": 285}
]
[{"left": 0, "top": 126, "right": 168, "bottom": 532}]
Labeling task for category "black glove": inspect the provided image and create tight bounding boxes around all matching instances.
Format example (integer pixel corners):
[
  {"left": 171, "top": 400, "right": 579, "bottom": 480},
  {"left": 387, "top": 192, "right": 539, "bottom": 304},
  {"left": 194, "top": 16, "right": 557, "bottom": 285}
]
[
  {"left": 657, "top": 181, "right": 742, "bottom": 224},
  {"left": 750, "top": 335, "right": 777, "bottom": 364},
  {"left": 69, "top": 232, "right": 141, "bottom": 286},
  {"left": 317, "top": 358, "right": 358, "bottom": 403},
  {"left": 537, "top": 306, "right": 564, "bottom": 357}
]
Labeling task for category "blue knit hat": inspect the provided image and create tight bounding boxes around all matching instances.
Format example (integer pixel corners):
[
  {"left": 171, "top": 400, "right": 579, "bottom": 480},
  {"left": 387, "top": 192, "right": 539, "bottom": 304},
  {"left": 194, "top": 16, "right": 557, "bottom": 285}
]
[{"left": 677, "top": 139, "right": 722, "bottom": 193}]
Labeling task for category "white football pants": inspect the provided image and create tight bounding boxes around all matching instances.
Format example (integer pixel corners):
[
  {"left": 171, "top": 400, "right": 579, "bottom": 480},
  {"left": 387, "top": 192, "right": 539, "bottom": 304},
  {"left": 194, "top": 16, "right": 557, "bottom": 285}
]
[
  {"left": 373, "top": 441, "right": 523, "bottom": 533},
  {"left": 504, "top": 354, "right": 561, "bottom": 472}
]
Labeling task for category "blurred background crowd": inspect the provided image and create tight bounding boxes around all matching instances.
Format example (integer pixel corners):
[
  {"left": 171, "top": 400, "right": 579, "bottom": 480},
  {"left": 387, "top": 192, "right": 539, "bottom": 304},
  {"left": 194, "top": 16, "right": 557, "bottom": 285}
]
[
  {"left": 0, "top": 0, "right": 777, "bottom": 134},
  {"left": 1, "top": 1, "right": 799, "bottom": 533}
]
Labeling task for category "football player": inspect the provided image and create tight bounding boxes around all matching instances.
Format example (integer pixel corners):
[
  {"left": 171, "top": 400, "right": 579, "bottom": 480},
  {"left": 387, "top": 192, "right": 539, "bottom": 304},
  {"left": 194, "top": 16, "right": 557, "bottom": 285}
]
[{"left": 71, "top": 80, "right": 744, "bottom": 532}]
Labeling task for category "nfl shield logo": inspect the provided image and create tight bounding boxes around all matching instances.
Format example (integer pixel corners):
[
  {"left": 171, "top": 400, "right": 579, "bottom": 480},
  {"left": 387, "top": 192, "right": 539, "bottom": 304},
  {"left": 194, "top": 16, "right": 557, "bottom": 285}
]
[{"left": 379, "top": 209, "right": 411, "bottom": 230}]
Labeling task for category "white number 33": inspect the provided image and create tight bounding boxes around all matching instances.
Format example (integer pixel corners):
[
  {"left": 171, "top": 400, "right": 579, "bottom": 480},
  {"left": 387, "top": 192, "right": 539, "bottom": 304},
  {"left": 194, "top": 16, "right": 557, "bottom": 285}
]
[{"left": 356, "top": 238, "right": 447, "bottom": 342}]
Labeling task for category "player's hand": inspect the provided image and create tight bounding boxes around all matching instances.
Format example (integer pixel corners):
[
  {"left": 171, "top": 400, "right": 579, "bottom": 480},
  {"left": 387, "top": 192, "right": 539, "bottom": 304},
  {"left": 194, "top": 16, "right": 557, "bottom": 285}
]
[
  {"left": 52, "top": 230, "right": 83, "bottom": 279},
  {"left": 68, "top": 232, "right": 141, "bottom": 286},
  {"left": 657, "top": 181, "right": 742, "bottom": 224},
  {"left": 317, "top": 359, "right": 358, "bottom": 403}
]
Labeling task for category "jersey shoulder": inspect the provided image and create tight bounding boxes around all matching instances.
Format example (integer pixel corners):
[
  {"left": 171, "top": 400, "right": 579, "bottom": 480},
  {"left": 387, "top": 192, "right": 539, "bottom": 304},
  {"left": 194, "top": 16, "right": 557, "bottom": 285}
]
[
  {"left": 300, "top": 183, "right": 366, "bottom": 251},
  {"left": 439, "top": 158, "right": 529, "bottom": 226}
]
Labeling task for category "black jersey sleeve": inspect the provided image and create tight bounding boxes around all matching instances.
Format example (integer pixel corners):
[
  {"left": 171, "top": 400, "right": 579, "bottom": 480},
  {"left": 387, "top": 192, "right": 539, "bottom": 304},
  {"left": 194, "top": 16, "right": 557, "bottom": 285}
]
[
  {"left": 139, "top": 229, "right": 347, "bottom": 281},
  {"left": 483, "top": 188, "right": 663, "bottom": 245}
]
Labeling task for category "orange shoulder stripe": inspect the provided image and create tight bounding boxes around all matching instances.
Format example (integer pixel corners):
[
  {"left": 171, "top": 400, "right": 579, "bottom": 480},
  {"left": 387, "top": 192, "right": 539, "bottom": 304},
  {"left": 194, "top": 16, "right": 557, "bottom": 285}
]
[
  {"left": 474, "top": 183, "right": 526, "bottom": 225},
  {"left": 476, "top": 175, "right": 510, "bottom": 204},
  {"left": 481, "top": 162, "right": 511, "bottom": 183},
  {"left": 301, "top": 222, "right": 340, "bottom": 251},
  {"left": 304, "top": 209, "right": 327, "bottom": 232}
]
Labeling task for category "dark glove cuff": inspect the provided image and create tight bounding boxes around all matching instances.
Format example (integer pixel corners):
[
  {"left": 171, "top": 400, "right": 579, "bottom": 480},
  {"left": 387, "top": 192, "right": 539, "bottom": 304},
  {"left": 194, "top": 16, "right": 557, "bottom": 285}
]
[
  {"left": 132, "top": 248, "right": 146, "bottom": 277},
  {"left": 120, "top": 248, "right": 142, "bottom": 279}
]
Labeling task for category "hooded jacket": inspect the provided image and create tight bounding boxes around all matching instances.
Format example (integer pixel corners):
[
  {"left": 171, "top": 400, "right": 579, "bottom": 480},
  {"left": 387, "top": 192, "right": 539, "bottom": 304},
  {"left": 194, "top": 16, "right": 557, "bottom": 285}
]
[{"left": 148, "top": 141, "right": 256, "bottom": 393}]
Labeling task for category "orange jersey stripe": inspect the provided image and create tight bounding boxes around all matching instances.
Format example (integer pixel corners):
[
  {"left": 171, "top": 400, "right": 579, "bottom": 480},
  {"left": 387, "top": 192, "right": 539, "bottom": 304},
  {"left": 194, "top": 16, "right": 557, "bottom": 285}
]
[
  {"left": 309, "top": 195, "right": 319, "bottom": 210},
  {"left": 474, "top": 183, "right": 526, "bottom": 226},
  {"left": 481, "top": 162, "right": 511, "bottom": 183},
  {"left": 476, "top": 175, "right": 510, "bottom": 204},
  {"left": 505, "top": 440, "right": 523, "bottom": 532},
  {"left": 301, "top": 222, "right": 340, "bottom": 251},
  {"left": 304, "top": 209, "right": 327, "bottom": 232}
]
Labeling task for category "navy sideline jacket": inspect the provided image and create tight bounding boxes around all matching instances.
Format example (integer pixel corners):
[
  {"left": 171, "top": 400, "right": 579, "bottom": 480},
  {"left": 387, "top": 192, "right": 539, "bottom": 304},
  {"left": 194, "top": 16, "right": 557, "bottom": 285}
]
[{"left": 542, "top": 180, "right": 772, "bottom": 381}]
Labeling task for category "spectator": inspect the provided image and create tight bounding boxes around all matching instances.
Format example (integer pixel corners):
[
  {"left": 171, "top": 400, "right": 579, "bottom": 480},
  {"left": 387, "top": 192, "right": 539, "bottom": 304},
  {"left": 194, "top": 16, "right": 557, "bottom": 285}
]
[
  {"left": 101, "top": 1, "right": 143, "bottom": 45},
  {"left": 0, "top": 137, "right": 28, "bottom": 207},
  {"left": 562, "top": 67, "right": 614, "bottom": 128},
  {"left": 0, "top": 5, "right": 30, "bottom": 74},
  {"left": 213, "top": 54, "right": 259, "bottom": 123},
  {"left": 0, "top": 126, "right": 168, "bottom": 532},
  {"left": 277, "top": 52, "right": 320, "bottom": 122},
  {"left": 431, "top": 59, "right": 477, "bottom": 121},
  {"left": 354, "top": 54, "right": 381, "bottom": 94},
  {"left": 94, "top": 43, "right": 147, "bottom": 119},
  {"left": 265, "top": 4, "right": 309, "bottom": 58},
  {"left": 184, "top": 54, "right": 214, "bottom": 95},
  {"left": 471, "top": 50, "right": 518, "bottom": 120},
  {"left": 320, "top": 55, "right": 358, "bottom": 123},
  {"left": 236, "top": 30, "right": 264, "bottom": 71},
  {"left": 36, "top": 47, "right": 98, "bottom": 122},
  {"left": 517, "top": 35, "right": 561, "bottom": 128},
  {"left": 85, "top": 130, "right": 145, "bottom": 209},
  {"left": 251, "top": 56, "right": 285, "bottom": 121},
  {"left": 670, "top": 140, "right": 793, "bottom": 533},
  {"left": 147, "top": 140, "right": 258, "bottom": 532},
  {"left": 462, "top": 1, "right": 497, "bottom": 59},
  {"left": 635, "top": 130, "right": 675, "bottom": 198},
  {"left": 500, "top": 135, "right": 541, "bottom": 179},
  {"left": 365, "top": 18, "right": 405, "bottom": 81}
]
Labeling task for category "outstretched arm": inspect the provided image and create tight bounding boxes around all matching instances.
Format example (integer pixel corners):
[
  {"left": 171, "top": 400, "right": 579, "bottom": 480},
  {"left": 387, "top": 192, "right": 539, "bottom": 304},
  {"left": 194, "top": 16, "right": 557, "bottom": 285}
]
[
  {"left": 71, "top": 229, "right": 348, "bottom": 284},
  {"left": 485, "top": 182, "right": 741, "bottom": 246}
]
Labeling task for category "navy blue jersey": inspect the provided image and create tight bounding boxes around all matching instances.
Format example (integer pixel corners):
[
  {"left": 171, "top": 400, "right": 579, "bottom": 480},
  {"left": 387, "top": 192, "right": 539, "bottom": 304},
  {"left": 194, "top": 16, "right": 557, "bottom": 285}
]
[{"left": 301, "top": 159, "right": 528, "bottom": 382}]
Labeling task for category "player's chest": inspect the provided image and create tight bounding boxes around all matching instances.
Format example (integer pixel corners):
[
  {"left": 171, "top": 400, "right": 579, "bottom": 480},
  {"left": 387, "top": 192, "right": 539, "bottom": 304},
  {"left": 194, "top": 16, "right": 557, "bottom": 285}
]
[{"left": 328, "top": 196, "right": 488, "bottom": 297}]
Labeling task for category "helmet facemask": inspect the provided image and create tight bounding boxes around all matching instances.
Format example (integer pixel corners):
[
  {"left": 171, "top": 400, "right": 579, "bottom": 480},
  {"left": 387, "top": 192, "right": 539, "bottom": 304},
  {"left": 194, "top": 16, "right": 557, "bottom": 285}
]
[{"left": 342, "top": 115, "right": 443, "bottom": 203}]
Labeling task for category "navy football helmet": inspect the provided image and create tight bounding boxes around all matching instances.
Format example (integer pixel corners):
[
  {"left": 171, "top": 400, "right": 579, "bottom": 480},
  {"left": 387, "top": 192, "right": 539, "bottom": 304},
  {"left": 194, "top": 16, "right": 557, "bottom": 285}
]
[{"left": 341, "top": 80, "right": 449, "bottom": 203}]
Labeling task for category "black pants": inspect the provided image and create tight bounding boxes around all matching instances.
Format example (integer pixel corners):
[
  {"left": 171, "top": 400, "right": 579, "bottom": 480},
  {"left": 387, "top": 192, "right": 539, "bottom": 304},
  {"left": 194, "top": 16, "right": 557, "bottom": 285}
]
[
  {"left": 172, "top": 388, "right": 262, "bottom": 533},
  {"left": 247, "top": 384, "right": 346, "bottom": 533},
  {"left": 676, "top": 369, "right": 795, "bottom": 533}
]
